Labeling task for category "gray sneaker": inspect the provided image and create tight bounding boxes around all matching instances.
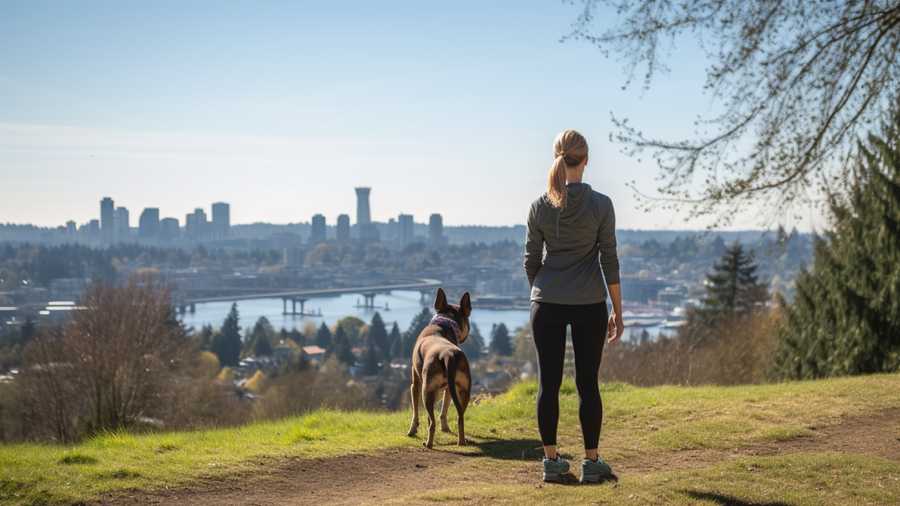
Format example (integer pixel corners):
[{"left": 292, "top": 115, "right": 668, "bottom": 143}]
[
  {"left": 542, "top": 456, "right": 570, "bottom": 482},
  {"left": 580, "top": 457, "right": 614, "bottom": 483}
]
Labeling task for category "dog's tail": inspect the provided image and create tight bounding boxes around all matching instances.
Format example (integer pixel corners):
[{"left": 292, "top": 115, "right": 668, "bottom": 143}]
[{"left": 443, "top": 352, "right": 464, "bottom": 416}]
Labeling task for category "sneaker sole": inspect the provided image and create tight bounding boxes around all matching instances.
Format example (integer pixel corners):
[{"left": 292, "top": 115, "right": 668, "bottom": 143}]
[
  {"left": 580, "top": 472, "right": 616, "bottom": 484},
  {"left": 543, "top": 472, "right": 565, "bottom": 483}
]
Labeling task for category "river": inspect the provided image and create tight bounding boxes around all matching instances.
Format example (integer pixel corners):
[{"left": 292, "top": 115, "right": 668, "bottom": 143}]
[{"left": 179, "top": 290, "right": 672, "bottom": 344}]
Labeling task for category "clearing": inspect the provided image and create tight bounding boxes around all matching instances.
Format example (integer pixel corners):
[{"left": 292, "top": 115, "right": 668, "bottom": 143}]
[{"left": 3, "top": 373, "right": 900, "bottom": 505}]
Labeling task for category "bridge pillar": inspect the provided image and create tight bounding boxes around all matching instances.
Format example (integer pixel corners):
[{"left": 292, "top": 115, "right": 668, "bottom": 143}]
[
  {"left": 298, "top": 298, "right": 307, "bottom": 315},
  {"left": 189, "top": 303, "right": 195, "bottom": 313},
  {"left": 291, "top": 298, "right": 297, "bottom": 315},
  {"left": 363, "top": 293, "right": 376, "bottom": 308},
  {"left": 282, "top": 297, "right": 288, "bottom": 315}
]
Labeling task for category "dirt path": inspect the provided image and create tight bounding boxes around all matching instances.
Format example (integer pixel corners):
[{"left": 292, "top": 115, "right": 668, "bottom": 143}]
[{"left": 99, "top": 408, "right": 900, "bottom": 505}]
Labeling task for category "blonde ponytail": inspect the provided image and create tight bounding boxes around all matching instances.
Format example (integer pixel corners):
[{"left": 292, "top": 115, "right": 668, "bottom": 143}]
[
  {"left": 546, "top": 129, "right": 588, "bottom": 208},
  {"left": 547, "top": 154, "right": 568, "bottom": 208}
]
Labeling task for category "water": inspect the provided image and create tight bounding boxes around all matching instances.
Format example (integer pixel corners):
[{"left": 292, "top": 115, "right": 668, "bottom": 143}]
[
  {"left": 180, "top": 290, "right": 531, "bottom": 341},
  {"left": 180, "top": 290, "right": 674, "bottom": 344}
]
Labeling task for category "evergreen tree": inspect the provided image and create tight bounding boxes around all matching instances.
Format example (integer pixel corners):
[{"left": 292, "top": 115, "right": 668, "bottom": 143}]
[
  {"left": 332, "top": 325, "right": 355, "bottom": 366},
  {"left": 20, "top": 317, "right": 36, "bottom": 344},
  {"left": 489, "top": 323, "right": 513, "bottom": 356},
  {"left": 362, "top": 341, "right": 381, "bottom": 375},
  {"left": 400, "top": 307, "right": 433, "bottom": 358},
  {"left": 701, "top": 242, "right": 768, "bottom": 320},
  {"left": 460, "top": 322, "right": 485, "bottom": 360},
  {"left": 368, "top": 312, "right": 390, "bottom": 359},
  {"left": 246, "top": 316, "right": 275, "bottom": 357},
  {"left": 198, "top": 324, "right": 214, "bottom": 351},
  {"left": 315, "top": 322, "right": 333, "bottom": 350},
  {"left": 211, "top": 303, "right": 242, "bottom": 367},
  {"left": 388, "top": 322, "right": 403, "bottom": 359},
  {"left": 776, "top": 110, "right": 900, "bottom": 379}
]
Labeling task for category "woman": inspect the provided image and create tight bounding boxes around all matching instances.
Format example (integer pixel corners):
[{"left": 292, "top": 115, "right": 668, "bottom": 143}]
[{"left": 524, "top": 129, "right": 624, "bottom": 483}]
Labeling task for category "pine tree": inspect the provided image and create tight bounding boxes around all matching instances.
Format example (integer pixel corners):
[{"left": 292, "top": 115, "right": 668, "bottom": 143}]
[
  {"left": 368, "top": 312, "right": 389, "bottom": 360},
  {"left": 461, "top": 322, "right": 485, "bottom": 360},
  {"left": 701, "top": 242, "right": 768, "bottom": 319},
  {"left": 247, "top": 316, "right": 275, "bottom": 357},
  {"left": 212, "top": 303, "right": 242, "bottom": 367},
  {"left": 489, "top": 323, "right": 513, "bottom": 356},
  {"left": 388, "top": 322, "right": 403, "bottom": 359},
  {"left": 315, "top": 322, "right": 333, "bottom": 350},
  {"left": 362, "top": 340, "right": 381, "bottom": 376},
  {"left": 332, "top": 325, "right": 355, "bottom": 366},
  {"left": 198, "top": 324, "right": 214, "bottom": 351},
  {"left": 776, "top": 109, "right": 900, "bottom": 379},
  {"left": 400, "top": 307, "right": 433, "bottom": 358}
]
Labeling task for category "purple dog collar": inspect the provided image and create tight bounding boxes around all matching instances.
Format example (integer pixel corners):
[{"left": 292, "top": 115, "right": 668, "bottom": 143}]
[{"left": 430, "top": 314, "right": 461, "bottom": 343}]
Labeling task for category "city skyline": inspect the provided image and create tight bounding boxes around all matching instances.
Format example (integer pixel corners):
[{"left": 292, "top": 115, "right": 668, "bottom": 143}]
[{"left": 1, "top": 2, "right": 828, "bottom": 231}]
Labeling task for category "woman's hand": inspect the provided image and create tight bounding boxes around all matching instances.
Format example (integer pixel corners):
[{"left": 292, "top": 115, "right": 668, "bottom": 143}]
[{"left": 607, "top": 312, "right": 624, "bottom": 343}]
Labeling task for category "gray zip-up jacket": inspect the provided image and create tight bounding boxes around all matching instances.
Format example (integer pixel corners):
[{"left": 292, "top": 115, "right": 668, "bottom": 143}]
[{"left": 524, "top": 182, "right": 619, "bottom": 305}]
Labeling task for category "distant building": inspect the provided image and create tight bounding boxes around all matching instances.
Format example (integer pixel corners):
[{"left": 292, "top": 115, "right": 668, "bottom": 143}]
[
  {"left": 211, "top": 202, "right": 230, "bottom": 240},
  {"left": 355, "top": 187, "right": 378, "bottom": 242},
  {"left": 398, "top": 213, "right": 414, "bottom": 247},
  {"left": 114, "top": 207, "right": 129, "bottom": 242},
  {"left": 139, "top": 208, "right": 160, "bottom": 240},
  {"left": 283, "top": 247, "right": 304, "bottom": 268},
  {"left": 100, "top": 197, "right": 115, "bottom": 244},
  {"left": 65, "top": 220, "right": 76, "bottom": 235},
  {"left": 336, "top": 214, "right": 350, "bottom": 242},
  {"left": 310, "top": 214, "right": 326, "bottom": 244},
  {"left": 186, "top": 208, "right": 208, "bottom": 240},
  {"left": 429, "top": 213, "right": 445, "bottom": 247},
  {"left": 159, "top": 217, "right": 180, "bottom": 242},
  {"left": 87, "top": 219, "right": 100, "bottom": 238}
]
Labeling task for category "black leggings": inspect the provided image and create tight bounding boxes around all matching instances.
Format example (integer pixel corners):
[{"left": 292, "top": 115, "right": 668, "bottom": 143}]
[{"left": 531, "top": 301, "right": 607, "bottom": 449}]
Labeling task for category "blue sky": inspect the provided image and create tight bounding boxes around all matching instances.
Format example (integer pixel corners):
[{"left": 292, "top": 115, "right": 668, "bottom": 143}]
[{"left": 1, "top": 1, "right": 824, "bottom": 230}]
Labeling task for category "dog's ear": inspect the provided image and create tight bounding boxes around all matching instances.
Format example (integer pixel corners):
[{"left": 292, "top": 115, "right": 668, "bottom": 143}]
[
  {"left": 434, "top": 287, "right": 449, "bottom": 313},
  {"left": 459, "top": 292, "right": 471, "bottom": 317}
]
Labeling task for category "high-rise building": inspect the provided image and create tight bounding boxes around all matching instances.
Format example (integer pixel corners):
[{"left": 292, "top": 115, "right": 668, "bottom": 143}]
[
  {"left": 114, "top": 207, "right": 130, "bottom": 242},
  {"left": 310, "top": 214, "right": 327, "bottom": 244},
  {"left": 100, "top": 197, "right": 115, "bottom": 244},
  {"left": 87, "top": 219, "right": 101, "bottom": 239},
  {"left": 211, "top": 202, "right": 230, "bottom": 240},
  {"left": 429, "top": 213, "right": 445, "bottom": 247},
  {"left": 355, "top": 187, "right": 371, "bottom": 225},
  {"left": 159, "top": 217, "right": 180, "bottom": 242},
  {"left": 139, "top": 208, "right": 160, "bottom": 240},
  {"left": 398, "top": 213, "right": 414, "bottom": 247},
  {"left": 336, "top": 214, "right": 350, "bottom": 242},
  {"left": 65, "top": 220, "right": 76, "bottom": 235},
  {"left": 355, "top": 187, "right": 378, "bottom": 242},
  {"left": 186, "top": 208, "right": 207, "bottom": 240}
]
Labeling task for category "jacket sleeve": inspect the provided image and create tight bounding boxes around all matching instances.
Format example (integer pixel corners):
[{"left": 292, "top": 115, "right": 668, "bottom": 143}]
[
  {"left": 598, "top": 196, "right": 620, "bottom": 285},
  {"left": 524, "top": 201, "right": 544, "bottom": 286}
]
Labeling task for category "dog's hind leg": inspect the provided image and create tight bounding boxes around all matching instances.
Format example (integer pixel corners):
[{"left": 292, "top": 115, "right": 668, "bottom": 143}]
[
  {"left": 456, "top": 387, "right": 470, "bottom": 446},
  {"left": 407, "top": 375, "right": 421, "bottom": 437},
  {"left": 439, "top": 388, "right": 452, "bottom": 433},
  {"left": 423, "top": 388, "right": 437, "bottom": 449}
]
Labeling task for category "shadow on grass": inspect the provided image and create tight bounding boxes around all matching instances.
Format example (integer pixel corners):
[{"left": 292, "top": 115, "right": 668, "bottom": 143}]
[
  {"left": 682, "top": 490, "right": 791, "bottom": 506},
  {"left": 446, "top": 435, "right": 544, "bottom": 461}
]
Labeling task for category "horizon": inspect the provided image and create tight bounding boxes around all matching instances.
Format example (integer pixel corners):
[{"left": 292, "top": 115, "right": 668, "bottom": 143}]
[{"left": 2, "top": 1, "right": 828, "bottom": 232}]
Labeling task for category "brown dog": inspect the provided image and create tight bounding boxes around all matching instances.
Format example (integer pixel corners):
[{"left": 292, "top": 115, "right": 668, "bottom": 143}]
[{"left": 407, "top": 288, "right": 472, "bottom": 448}]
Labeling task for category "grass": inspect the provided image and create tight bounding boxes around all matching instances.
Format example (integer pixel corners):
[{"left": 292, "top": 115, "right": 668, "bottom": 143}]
[
  {"left": 2, "top": 373, "right": 900, "bottom": 505},
  {"left": 407, "top": 453, "right": 900, "bottom": 505}
]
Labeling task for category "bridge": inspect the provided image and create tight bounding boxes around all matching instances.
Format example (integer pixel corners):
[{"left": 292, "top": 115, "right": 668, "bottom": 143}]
[{"left": 178, "top": 278, "right": 444, "bottom": 315}]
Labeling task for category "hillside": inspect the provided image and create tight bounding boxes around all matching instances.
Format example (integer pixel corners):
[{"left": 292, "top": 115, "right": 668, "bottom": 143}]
[{"left": 2, "top": 374, "right": 900, "bottom": 505}]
